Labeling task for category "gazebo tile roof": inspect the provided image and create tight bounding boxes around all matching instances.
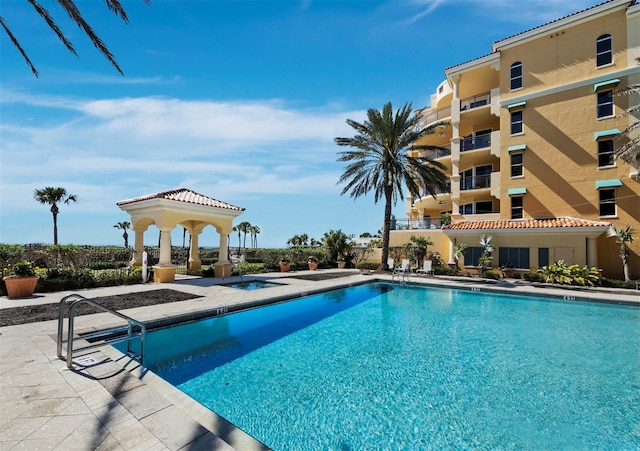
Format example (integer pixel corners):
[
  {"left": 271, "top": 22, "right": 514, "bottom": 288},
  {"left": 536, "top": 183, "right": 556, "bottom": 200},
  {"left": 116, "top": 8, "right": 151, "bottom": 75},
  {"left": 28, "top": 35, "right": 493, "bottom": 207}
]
[
  {"left": 117, "top": 188, "right": 244, "bottom": 211},
  {"left": 443, "top": 217, "right": 611, "bottom": 231}
]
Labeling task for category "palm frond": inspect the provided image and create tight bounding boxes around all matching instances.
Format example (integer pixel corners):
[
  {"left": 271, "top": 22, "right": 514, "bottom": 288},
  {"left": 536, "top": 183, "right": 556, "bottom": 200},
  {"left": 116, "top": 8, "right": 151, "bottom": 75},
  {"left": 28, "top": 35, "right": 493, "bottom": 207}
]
[
  {"left": 28, "top": 0, "right": 77, "bottom": 55},
  {"left": 0, "top": 16, "right": 39, "bottom": 77},
  {"left": 56, "top": 0, "right": 124, "bottom": 75}
]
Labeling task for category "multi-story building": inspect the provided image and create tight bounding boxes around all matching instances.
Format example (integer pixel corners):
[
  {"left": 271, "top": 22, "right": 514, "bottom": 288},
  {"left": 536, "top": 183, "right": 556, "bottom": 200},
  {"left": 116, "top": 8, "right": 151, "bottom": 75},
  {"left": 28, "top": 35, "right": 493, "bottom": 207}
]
[{"left": 393, "top": 0, "right": 640, "bottom": 279}]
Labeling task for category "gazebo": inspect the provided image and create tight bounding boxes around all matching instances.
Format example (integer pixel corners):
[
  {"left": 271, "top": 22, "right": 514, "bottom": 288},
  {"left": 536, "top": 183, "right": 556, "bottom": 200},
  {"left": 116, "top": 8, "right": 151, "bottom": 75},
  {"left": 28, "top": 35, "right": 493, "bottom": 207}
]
[{"left": 117, "top": 188, "right": 245, "bottom": 282}]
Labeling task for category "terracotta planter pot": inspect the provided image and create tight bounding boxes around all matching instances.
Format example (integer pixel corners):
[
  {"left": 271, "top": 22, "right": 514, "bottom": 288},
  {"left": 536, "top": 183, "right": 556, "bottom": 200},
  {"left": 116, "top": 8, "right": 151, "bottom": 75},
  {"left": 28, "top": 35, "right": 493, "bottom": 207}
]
[
  {"left": 337, "top": 261, "right": 346, "bottom": 269},
  {"left": 308, "top": 262, "right": 318, "bottom": 270},
  {"left": 279, "top": 263, "right": 291, "bottom": 272},
  {"left": 3, "top": 276, "right": 38, "bottom": 299}
]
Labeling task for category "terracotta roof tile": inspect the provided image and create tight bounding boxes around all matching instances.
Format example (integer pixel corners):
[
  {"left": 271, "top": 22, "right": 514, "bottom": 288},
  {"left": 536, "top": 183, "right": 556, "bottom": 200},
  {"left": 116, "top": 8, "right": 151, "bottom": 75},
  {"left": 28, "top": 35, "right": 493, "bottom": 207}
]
[
  {"left": 443, "top": 217, "right": 611, "bottom": 231},
  {"left": 117, "top": 188, "right": 244, "bottom": 211}
]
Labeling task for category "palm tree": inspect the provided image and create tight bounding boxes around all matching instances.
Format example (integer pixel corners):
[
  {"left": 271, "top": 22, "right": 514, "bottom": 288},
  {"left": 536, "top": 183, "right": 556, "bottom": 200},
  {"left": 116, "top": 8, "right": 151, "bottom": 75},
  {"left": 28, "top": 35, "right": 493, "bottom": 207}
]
[
  {"left": 249, "top": 225, "right": 261, "bottom": 248},
  {"left": 113, "top": 221, "right": 131, "bottom": 248},
  {"left": 1, "top": 0, "right": 150, "bottom": 77},
  {"left": 607, "top": 224, "right": 635, "bottom": 281},
  {"left": 409, "top": 235, "right": 433, "bottom": 266},
  {"left": 321, "top": 229, "right": 350, "bottom": 262},
  {"left": 335, "top": 101, "right": 449, "bottom": 270},
  {"left": 235, "top": 221, "right": 252, "bottom": 250},
  {"left": 232, "top": 225, "right": 242, "bottom": 255},
  {"left": 33, "top": 187, "right": 78, "bottom": 245},
  {"left": 452, "top": 243, "right": 468, "bottom": 273}
]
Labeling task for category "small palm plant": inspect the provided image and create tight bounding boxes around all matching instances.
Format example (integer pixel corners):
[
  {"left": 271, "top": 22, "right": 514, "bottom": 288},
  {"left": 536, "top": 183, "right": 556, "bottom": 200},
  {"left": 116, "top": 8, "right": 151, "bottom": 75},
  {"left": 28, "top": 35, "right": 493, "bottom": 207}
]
[
  {"left": 607, "top": 224, "right": 635, "bottom": 281},
  {"left": 452, "top": 243, "right": 468, "bottom": 273}
]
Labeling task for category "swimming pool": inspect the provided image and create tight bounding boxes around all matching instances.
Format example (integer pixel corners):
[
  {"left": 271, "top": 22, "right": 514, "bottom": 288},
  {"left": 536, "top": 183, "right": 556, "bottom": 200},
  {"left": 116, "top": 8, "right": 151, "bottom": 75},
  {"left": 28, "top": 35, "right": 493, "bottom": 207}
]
[
  {"left": 220, "top": 280, "right": 283, "bottom": 290},
  {"left": 120, "top": 283, "right": 640, "bottom": 449}
]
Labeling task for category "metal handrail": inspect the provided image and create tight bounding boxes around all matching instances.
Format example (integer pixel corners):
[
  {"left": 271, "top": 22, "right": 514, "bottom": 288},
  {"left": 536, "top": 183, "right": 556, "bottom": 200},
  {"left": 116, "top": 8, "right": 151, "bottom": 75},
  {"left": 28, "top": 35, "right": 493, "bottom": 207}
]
[{"left": 57, "top": 294, "right": 146, "bottom": 369}]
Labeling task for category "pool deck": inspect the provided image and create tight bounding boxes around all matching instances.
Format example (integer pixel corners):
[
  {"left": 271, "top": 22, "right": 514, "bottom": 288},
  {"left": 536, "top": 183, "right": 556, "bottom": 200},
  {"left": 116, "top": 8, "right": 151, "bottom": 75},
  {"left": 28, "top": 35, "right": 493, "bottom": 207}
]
[{"left": 1, "top": 270, "right": 638, "bottom": 450}]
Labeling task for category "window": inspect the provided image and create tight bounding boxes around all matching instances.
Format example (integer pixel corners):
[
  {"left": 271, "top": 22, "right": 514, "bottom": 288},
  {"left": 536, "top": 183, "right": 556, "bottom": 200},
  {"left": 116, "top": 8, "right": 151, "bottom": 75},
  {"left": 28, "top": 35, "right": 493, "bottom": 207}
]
[
  {"left": 499, "top": 247, "right": 530, "bottom": 269},
  {"left": 596, "top": 34, "right": 612, "bottom": 67},
  {"left": 511, "top": 153, "right": 523, "bottom": 177},
  {"left": 510, "top": 62, "right": 523, "bottom": 90},
  {"left": 598, "top": 140, "right": 615, "bottom": 167},
  {"left": 599, "top": 189, "right": 616, "bottom": 216},
  {"left": 511, "top": 196, "right": 523, "bottom": 219},
  {"left": 511, "top": 110, "right": 523, "bottom": 135},
  {"left": 460, "top": 165, "right": 492, "bottom": 191},
  {"left": 475, "top": 201, "right": 493, "bottom": 214},
  {"left": 459, "top": 201, "right": 493, "bottom": 215},
  {"left": 597, "top": 90, "right": 613, "bottom": 118},
  {"left": 538, "top": 248, "right": 549, "bottom": 268},
  {"left": 464, "top": 247, "right": 483, "bottom": 267}
]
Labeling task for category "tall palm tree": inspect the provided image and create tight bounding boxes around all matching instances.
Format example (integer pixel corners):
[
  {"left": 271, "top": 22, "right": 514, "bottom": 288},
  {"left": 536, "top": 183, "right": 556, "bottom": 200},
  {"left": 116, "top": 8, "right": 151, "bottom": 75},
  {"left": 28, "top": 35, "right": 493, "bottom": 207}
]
[
  {"left": 335, "top": 101, "right": 449, "bottom": 270},
  {"left": 607, "top": 224, "right": 635, "bottom": 281},
  {"left": 33, "top": 187, "right": 78, "bottom": 245},
  {"left": 113, "top": 221, "right": 130, "bottom": 248},
  {"left": 1, "top": 0, "right": 150, "bottom": 77},
  {"left": 249, "top": 225, "right": 260, "bottom": 248},
  {"left": 236, "top": 221, "right": 252, "bottom": 250},
  {"left": 409, "top": 235, "right": 433, "bottom": 266}
]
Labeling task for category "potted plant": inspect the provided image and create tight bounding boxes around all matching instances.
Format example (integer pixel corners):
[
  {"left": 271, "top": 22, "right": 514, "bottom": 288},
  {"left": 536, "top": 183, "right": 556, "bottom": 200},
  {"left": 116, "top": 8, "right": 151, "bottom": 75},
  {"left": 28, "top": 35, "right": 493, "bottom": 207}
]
[
  {"left": 308, "top": 255, "right": 318, "bottom": 270},
  {"left": 500, "top": 262, "right": 515, "bottom": 278},
  {"left": 279, "top": 256, "right": 291, "bottom": 272},
  {"left": 3, "top": 260, "right": 39, "bottom": 299},
  {"left": 337, "top": 255, "right": 346, "bottom": 269}
]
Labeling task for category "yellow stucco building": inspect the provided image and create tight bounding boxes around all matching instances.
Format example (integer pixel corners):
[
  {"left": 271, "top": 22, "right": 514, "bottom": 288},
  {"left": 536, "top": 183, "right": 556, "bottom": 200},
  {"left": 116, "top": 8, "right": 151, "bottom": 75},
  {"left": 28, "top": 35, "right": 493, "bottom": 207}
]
[{"left": 395, "top": 0, "right": 640, "bottom": 279}]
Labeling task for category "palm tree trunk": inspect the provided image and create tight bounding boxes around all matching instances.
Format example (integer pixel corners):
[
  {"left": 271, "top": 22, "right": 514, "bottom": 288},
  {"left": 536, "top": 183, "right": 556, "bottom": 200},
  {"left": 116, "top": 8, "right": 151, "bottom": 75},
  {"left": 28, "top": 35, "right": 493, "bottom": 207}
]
[
  {"left": 51, "top": 204, "right": 59, "bottom": 245},
  {"left": 380, "top": 187, "right": 393, "bottom": 270}
]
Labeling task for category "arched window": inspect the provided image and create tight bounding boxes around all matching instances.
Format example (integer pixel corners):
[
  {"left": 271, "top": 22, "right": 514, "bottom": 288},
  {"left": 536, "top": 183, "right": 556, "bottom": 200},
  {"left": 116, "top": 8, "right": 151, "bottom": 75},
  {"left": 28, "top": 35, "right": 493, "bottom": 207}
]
[
  {"left": 596, "top": 34, "right": 612, "bottom": 67},
  {"left": 510, "top": 62, "right": 523, "bottom": 90}
]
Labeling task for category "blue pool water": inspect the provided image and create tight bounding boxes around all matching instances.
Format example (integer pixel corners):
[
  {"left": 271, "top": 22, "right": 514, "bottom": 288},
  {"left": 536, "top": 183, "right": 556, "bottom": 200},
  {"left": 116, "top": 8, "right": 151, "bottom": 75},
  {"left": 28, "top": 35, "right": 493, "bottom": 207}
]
[
  {"left": 221, "top": 280, "right": 282, "bottom": 290},
  {"left": 121, "top": 283, "right": 640, "bottom": 449}
]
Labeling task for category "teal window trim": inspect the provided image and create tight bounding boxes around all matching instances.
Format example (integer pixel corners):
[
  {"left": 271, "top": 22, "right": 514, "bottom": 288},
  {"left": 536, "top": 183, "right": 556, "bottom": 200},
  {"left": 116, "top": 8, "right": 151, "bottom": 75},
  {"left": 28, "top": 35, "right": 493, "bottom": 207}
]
[
  {"left": 595, "top": 179, "right": 622, "bottom": 189},
  {"left": 507, "top": 101, "right": 526, "bottom": 109},
  {"left": 594, "top": 129, "right": 621, "bottom": 140},
  {"left": 508, "top": 144, "right": 527, "bottom": 152},
  {"left": 593, "top": 79, "right": 620, "bottom": 92},
  {"left": 508, "top": 187, "right": 527, "bottom": 195}
]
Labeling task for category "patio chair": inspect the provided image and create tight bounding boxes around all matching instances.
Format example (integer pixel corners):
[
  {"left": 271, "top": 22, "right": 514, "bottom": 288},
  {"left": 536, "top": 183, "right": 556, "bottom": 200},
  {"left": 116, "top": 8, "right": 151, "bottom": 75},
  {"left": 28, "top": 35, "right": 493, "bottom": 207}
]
[
  {"left": 387, "top": 258, "right": 394, "bottom": 270},
  {"left": 393, "top": 259, "right": 412, "bottom": 275},
  {"left": 416, "top": 260, "right": 433, "bottom": 276}
]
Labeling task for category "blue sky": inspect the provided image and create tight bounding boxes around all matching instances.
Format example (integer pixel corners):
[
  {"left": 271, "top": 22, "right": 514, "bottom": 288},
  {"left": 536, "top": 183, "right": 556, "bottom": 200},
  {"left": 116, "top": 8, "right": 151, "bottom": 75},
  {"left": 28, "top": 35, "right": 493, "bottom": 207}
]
[{"left": 1, "top": 0, "right": 600, "bottom": 248}]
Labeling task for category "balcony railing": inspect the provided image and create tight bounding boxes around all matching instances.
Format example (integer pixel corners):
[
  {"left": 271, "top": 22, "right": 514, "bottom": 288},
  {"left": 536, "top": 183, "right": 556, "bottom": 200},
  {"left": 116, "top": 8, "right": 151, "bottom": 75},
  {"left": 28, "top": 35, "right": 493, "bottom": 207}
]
[
  {"left": 391, "top": 218, "right": 447, "bottom": 231},
  {"left": 416, "top": 182, "right": 451, "bottom": 198},
  {"left": 461, "top": 135, "right": 491, "bottom": 152},
  {"left": 460, "top": 174, "right": 491, "bottom": 191},
  {"left": 460, "top": 92, "right": 490, "bottom": 112},
  {"left": 420, "top": 106, "right": 451, "bottom": 127},
  {"left": 416, "top": 144, "right": 451, "bottom": 160}
]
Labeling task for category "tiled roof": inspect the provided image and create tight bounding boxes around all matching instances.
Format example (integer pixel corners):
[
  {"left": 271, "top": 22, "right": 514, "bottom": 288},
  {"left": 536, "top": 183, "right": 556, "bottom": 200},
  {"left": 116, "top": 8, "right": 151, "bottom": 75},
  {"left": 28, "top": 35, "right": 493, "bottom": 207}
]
[
  {"left": 443, "top": 217, "right": 611, "bottom": 231},
  {"left": 117, "top": 188, "right": 245, "bottom": 211},
  {"left": 493, "top": 0, "right": 629, "bottom": 48}
]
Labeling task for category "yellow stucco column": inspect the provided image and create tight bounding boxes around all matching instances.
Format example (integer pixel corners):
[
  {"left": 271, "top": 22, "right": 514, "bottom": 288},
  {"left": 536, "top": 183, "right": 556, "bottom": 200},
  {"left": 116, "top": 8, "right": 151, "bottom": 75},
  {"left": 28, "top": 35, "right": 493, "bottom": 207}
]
[
  {"left": 189, "top": 232, "right": 201, "bottom": 270},
  {"left": 154, "top": 227, "right": 176, "bottom": 283},
  {"left": 130, "top": 228, "right": 145, "bottom": 267},
  {"left": 214, "top": 229, "right": 232, "bottom": 278},
  {"left": 586, "top": 236, "right": 598, "bottom": 268}
]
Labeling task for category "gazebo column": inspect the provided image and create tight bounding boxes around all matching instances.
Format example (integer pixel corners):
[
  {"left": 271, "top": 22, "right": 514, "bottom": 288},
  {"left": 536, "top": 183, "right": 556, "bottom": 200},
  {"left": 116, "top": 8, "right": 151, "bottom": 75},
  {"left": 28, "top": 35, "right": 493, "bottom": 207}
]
[
  {"left": 189, "top": 232, "right": 202, "bottom": 270},
  {"left": 214, "top": 228, "right": 232, "bottom": 278},
  {"left": 130, "top": 228, "right": 146, "bottom": 267},
  {"left": 154, "top": 227, "right": 176, "bottom": 283}
]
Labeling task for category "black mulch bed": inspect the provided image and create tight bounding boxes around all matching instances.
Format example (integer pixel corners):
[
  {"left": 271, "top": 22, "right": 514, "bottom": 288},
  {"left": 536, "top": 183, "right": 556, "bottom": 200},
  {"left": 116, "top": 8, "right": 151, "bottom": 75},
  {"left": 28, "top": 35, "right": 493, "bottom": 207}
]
[{"left": 0, "top": 289, "right": 202, "bottom": 327}]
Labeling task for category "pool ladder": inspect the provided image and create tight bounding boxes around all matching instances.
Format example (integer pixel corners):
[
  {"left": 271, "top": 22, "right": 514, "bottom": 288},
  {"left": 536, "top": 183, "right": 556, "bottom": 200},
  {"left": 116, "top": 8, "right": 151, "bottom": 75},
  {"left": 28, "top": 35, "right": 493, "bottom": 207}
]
[
  {"left": 56, "top": 294, "right": 146, "bottom": 369},
  {"left": 391, "top": 271, "right": 410, "bottom": 285}
]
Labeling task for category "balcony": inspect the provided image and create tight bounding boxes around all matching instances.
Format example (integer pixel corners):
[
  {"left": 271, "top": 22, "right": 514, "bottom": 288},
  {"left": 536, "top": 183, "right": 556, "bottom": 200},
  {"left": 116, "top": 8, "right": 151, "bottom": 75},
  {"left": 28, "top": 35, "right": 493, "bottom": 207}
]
[
  {"left": 460, "top": 92, "right": 490, "bottom": 111},
  {"left": 417, "top": 144, "right": 451, "bottom": 160},
  {"left": 391, "top": 217, "right": 447, "bottom": 231},
  {"left": 420, "top": 106, "right": 452, "bottom": 127},
  {"left": 460, "top": 135, "right": 491, "bottom": 152},
  {"left": 460, "top": 174, "right": 491, "bottom": 191}
]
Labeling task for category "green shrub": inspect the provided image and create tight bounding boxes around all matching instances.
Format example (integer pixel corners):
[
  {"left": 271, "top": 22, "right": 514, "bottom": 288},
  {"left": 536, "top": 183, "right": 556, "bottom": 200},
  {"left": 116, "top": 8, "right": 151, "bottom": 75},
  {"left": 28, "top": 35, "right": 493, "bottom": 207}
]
[
  {"left": 601, "top": 278, "right": 638, "bottom": 290},
  {"left": 539, "top": 260, "right": 601, "bottom": 286},
  {"left": 232, "top": 263, "right": 266, "bottom": 275},
  {"left": 356, "top": 262, "right": 378, "bottom": 270},
  {"left": 522, "top": 272, "right": 544, "bottom": 282}
]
